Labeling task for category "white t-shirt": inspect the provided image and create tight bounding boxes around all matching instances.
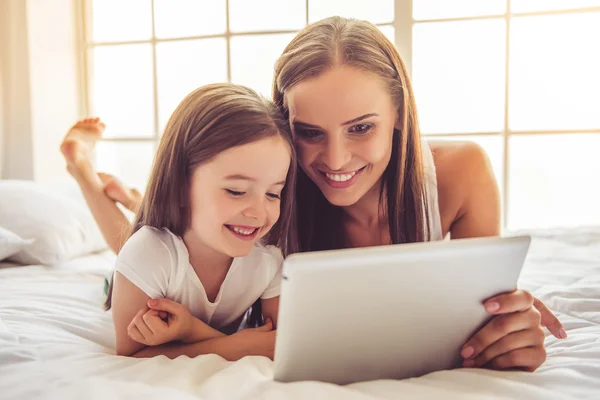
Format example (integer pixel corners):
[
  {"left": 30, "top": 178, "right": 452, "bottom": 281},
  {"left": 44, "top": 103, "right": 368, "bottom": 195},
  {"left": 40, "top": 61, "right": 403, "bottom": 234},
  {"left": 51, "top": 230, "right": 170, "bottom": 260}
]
[{"left": 115, "top": 226, "right": 283, "bottom": 330}]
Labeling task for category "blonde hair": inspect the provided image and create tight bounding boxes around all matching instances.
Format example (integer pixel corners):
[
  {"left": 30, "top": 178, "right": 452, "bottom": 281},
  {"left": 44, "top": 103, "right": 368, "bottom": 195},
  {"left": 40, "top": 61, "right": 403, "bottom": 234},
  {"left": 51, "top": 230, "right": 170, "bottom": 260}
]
[
  {"left": 106, "top": 83, "right": 297, "bottom": 310},
  {"left": 273, "top": 16, "right": 429, "bottom": 251}
]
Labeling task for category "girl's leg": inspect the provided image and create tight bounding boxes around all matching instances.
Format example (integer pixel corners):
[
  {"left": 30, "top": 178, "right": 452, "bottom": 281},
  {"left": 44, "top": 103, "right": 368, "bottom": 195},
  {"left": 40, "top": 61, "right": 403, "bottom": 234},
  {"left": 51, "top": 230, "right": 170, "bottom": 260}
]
[{"left": 60, "top": 117, "right": 142, "bottom": 253}]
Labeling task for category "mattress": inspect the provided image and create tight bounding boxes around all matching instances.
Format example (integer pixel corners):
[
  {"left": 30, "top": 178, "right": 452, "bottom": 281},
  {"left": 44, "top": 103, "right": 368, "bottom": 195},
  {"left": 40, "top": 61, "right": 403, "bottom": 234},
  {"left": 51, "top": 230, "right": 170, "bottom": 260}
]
[{"left": 1, "top": 227, "right": 599, "bottom": 400}]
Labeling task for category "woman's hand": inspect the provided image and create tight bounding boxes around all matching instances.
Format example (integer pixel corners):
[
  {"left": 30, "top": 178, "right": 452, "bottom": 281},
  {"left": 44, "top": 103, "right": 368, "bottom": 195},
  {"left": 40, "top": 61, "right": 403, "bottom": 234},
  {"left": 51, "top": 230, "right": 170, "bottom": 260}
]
[
  {"left": 127, "top": 299, "right": 197, "bottom": 346},
  {"left": 460, "top": 290, "right": 563, "bottom": 371},
  {"left": 232, "top": 318, "right": 277, "bottom": 360}
]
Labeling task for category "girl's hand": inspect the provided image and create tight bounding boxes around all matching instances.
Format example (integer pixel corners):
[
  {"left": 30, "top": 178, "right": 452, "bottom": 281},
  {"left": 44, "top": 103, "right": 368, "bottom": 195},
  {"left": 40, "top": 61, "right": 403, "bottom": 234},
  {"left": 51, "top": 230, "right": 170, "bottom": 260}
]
[
  {"left": 233, "top": 318, "right": 277, "bottom": 360},
  {"left": 127, "top": 298, "right": 196, "bottom": 346},
  {"left": 460, "top": 290, "right": 561, "bottom": 371}
]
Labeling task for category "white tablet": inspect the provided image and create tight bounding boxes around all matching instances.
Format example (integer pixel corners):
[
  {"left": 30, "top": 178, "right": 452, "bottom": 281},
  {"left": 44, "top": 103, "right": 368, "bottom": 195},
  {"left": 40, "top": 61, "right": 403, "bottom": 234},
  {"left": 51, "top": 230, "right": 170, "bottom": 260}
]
[{"left": 273, "top": 235, "right": 531, "bottom": 384}]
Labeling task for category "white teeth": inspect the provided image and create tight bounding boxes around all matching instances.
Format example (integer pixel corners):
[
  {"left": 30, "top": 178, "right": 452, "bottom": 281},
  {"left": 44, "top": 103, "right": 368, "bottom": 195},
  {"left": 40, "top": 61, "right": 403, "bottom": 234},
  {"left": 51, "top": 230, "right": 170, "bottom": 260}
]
[
  {"left": 325, "top": 171, "right": 356, "bottom": 182},
  {"left": 231, "top": 226, "right": 256, "bottom": 236}
]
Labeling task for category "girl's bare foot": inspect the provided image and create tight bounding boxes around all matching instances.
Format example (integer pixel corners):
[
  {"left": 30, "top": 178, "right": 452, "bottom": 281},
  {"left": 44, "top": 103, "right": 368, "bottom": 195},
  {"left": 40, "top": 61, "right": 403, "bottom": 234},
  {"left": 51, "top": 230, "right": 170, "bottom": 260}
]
[
  {"left": 60, "top": 117, "right": 105, "bottom": 188},
  {"left": 98, "top": 173, "right": 143, "bottom": 212}
]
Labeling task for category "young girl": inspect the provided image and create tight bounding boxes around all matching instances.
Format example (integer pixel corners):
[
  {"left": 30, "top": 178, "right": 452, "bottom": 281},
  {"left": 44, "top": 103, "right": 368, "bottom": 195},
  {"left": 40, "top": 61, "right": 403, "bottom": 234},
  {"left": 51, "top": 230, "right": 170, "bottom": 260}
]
[{"left": 64, "top": 84, "right": 297, "bottom": 359}]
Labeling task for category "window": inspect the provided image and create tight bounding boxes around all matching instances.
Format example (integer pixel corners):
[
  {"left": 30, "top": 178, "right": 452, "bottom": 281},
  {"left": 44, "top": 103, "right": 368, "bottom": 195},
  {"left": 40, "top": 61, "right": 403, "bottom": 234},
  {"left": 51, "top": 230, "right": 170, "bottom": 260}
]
[
  {"left": 410, "top": 0, "right": 600, "bottom": 229},
  {"left": 81, "top": 0, "right": 393, "bottom": 191},
  {"left": 81, "top": 0, "right": 600, "bottom": 230}
]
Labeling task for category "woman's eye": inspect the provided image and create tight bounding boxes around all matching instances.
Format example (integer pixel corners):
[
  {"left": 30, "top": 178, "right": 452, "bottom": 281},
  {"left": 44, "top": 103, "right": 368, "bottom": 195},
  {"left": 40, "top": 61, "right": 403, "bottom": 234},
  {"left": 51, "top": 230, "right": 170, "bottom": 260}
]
[
  {"left": 349, "top": 123, "right": 373, "bottom": 134},
  {"left": 226, "top": 189, "right": 245, "bottom": 197},
  {"left": 296, "top": 128, "right": 323, "bottom": 140},
  {"left": 266, "top": 193, "right": 281, "bottom": 200}
]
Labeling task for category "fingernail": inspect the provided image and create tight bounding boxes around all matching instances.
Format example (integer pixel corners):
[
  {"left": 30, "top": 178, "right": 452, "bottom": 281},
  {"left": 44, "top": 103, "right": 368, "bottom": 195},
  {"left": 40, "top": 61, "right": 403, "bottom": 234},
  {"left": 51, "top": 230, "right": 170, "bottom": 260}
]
[
  {"left": 485, "top": 301, "right": 500, "bottom": 313},
  {"left": 148, "top": 299, "right": 157, "bottom": 306},
  {"left": 463, "top": 360, "right": 475, "bottom": 368},
  {"left": 558, "top": 328, "right": 567, "bottom": 339},
  {"left": 461, "top": 346, "right": 474, "bottom": 359}
]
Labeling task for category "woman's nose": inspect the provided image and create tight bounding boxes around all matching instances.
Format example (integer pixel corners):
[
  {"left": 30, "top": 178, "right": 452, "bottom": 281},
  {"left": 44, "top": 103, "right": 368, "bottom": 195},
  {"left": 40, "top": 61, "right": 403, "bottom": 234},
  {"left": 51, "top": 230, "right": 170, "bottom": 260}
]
[{"left": 321, "top": 138, "right": 351, "bottom": 171}]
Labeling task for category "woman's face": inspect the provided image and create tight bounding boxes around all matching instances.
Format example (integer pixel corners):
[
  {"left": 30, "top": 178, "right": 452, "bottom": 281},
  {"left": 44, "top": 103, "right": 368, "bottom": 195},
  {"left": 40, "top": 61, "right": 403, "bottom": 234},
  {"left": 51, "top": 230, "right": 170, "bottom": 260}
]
[{"left": 286, "top": 65, "right": 398, "bottom": 207}]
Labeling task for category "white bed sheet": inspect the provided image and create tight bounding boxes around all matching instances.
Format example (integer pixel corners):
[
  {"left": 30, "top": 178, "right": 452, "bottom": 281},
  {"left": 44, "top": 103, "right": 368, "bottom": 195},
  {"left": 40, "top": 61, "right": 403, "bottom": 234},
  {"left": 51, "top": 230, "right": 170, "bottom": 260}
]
[{"left": 1, "top": 228, "right": 599, "bottom": 400}]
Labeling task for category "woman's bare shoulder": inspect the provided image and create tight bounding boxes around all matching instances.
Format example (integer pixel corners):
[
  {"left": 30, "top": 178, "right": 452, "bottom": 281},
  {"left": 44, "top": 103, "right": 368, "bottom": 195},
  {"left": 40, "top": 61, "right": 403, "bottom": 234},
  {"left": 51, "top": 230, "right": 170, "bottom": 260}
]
[{"left": 428, "top": 140, "right": 500, "bottom": 237}]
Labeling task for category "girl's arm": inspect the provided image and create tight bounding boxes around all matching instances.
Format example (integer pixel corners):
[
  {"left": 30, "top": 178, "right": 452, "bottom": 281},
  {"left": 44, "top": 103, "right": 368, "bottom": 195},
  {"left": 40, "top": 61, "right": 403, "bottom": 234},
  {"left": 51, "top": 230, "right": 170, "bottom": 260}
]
[
  {"left": 261, "top": 296, "right": 280, "bottom": 327},
  {"left": 132, "top": 320, "right": 276, "bottom": 360},
  {"left": 112, "top": 271, "right": 153, "bottom": 356},
  {"left": 112, "top": 273, "right": 224, "bottom": 356},
  {"left": 131, "top": 297, "right": 280, "bottom": 359}
]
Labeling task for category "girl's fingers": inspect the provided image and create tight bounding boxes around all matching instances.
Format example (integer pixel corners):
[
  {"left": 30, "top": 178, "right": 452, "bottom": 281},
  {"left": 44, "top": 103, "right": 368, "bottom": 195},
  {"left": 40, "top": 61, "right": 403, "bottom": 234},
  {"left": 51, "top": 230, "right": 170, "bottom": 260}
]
[
  {"left": 484, "top": 290, "right": 535, "bottom": 315},
  {"left": 131, "top": 307, "right": 153, "bottom": 339},
  {"left": 127, "top": 323, "right": 145, "bottom": 344},
  {"left": 464, "top": 327, "right": 545, "bottom": 368},
  {"left": 462, "top": 307, "right": 542, "bottom": 360},
  {"left": 143, "top": 310, "right": 167, "bottom": 334},
  {"left": 486, "top": 346, "right": 547, "bottom": 372},
  {"left": 133, "top": 317, "right": 153, "bottom": 340}
]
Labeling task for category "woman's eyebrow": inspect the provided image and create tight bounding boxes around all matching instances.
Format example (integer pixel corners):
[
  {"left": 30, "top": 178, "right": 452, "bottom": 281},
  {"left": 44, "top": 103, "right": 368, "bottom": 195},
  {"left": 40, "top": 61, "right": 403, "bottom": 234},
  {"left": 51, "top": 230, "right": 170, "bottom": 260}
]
[
  {"left": 292, "top": 113, "right": 379, "bottom": 129},
  {"left": 341, "top": 113, "right": 378, "bottom": 126},
  {"left": 292, "top": 120, "right": 321, "bottom": 129}
]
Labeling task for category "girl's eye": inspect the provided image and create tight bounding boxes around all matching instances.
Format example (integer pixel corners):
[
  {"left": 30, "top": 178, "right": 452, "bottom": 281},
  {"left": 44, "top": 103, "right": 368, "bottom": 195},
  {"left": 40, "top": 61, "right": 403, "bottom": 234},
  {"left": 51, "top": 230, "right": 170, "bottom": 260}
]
[
  {"left": 348, "top": 123, "right": 373, "bottom": 134},
  {"left": 266, "top": 193, "right": 281, "bottom": 200},
  {"left": 226, "top": 189, "right": 245, "bottom": 197},
  {"left": 296, "top": 128, "right": 323, "bottom": 140}
]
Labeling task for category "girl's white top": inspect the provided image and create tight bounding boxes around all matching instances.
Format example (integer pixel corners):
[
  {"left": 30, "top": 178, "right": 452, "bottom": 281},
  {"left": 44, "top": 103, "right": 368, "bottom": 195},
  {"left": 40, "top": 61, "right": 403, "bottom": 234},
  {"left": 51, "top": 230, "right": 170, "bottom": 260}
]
[{"left": 115, "top": 226, "right": 282, "bottom": 329}]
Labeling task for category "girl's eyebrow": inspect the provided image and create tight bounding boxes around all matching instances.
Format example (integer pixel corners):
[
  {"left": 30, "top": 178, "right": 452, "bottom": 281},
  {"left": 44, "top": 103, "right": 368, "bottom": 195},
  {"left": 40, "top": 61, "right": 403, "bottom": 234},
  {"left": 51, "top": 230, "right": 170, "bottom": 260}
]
[
  {"left": 224, "top": 174, "right": 285, "bottom": 186},
  {"left": 293, "top": 113, "right": 379, "bottom": 129}
]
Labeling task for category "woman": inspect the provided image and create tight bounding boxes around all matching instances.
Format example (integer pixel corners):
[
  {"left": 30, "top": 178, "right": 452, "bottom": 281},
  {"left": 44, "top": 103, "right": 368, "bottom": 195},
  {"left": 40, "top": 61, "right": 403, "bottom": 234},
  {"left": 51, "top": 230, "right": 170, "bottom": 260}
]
[{"left": 61, "top": 17, "right": 564, "bottom": 372}]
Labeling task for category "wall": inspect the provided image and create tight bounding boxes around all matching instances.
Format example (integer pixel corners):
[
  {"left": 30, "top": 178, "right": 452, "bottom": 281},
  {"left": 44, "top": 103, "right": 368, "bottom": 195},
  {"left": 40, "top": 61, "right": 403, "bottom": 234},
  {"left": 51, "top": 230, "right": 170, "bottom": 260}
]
[{"left": 0, "top": 0, "right": 80, "bottom": 183}]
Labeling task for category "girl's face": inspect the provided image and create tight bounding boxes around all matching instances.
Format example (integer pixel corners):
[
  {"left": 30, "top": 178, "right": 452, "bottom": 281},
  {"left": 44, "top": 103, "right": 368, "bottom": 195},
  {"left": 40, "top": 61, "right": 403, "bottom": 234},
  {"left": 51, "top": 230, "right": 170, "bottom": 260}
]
[
  {"left": 286, "top": 65, "right": 398, "bottom": 207},
  {"left": 186, "top": 135, "right": 291, "bottom": 258}
]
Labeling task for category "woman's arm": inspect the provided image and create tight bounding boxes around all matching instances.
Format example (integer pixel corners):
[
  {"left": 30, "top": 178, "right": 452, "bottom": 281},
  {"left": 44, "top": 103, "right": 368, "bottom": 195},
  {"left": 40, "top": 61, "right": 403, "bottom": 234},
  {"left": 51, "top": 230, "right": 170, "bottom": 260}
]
[
  {"left": 432, "top": 142, "right": 565, "bottom": 371},
  {"left": 434, "top": 141, "right": 501, "bottom": 239}
]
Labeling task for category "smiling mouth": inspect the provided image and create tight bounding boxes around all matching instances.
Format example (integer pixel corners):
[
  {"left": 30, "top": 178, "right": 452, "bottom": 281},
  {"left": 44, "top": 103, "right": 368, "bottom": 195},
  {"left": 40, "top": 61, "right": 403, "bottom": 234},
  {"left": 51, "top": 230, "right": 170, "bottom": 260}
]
[
  {"left": 224, "top": 225, "right": 260, "bottom": 241},
  {"left": 318, "top": 166, "right": 366, "bottom": 188}
]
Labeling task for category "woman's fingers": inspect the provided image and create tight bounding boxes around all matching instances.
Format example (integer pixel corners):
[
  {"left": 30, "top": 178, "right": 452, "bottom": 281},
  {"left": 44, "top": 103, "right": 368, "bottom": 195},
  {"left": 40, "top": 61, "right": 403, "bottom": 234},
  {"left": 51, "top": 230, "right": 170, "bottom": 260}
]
[
  {"left": 534, "top": 297, "right": 567, "bottom": 339},
  {"left": 486, "top": 346, "right": 547, "bottom": 372},
  {"left": 462, "top": 307, "right": 542, "bottom": 360},
  {"left": 464, "top": 327, "right": 545, "bottom": 368},
  {"left": 484, "top": 290, "right": 535, "bottom": 315}
]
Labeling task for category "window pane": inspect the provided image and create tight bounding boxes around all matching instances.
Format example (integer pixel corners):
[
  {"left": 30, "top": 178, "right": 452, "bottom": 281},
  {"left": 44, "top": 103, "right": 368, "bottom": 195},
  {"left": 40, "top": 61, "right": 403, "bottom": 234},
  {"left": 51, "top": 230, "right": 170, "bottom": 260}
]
[
  {"left": 231, "top": 33, "right": 296, "bottom": 98},
  {"left": 413, "top": 0, "right": 506, "bottom": 20},
  {"left": 309, "top": 0, "right": 394, "bottom": 24},
  {"left": 153, "top": 0, "right": 226, "bottom": 38},
  {"left": 95, "top": 141, "right": 155, "bottom": 191},
  {"left": 425, "top": 135, "right": 504, "bottom": 195},
  {"left": 512, "top": 0, "right": 600, "bottom": 13},
  {"left": 378, "top": 25, "right": 395, "bottom": 46},
  {"left": 509, "top": 13, "right": 600, "bottom": 131},
  {"left": 91, "top": 44, "right": 154, "bottom": 138},
  {"left": 91, "top": 0, "right": 152, "bottom": 42},
  {"left": 413, "top": 19, "right": 506, "bottom": 134},
  {"left": 156, "top": 39, "right": 228, "bottom": 132},
  {"left": 229, "top": 0, "right": 305, "bottom": 32},
  {"left": 508, "top": 134, "right": 600, "bottom": 230}
]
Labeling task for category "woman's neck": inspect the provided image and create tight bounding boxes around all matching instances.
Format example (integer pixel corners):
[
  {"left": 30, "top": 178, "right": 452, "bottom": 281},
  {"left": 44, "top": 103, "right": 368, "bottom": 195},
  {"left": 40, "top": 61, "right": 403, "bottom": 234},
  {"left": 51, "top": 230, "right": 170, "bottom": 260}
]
[
  {"left": 342, "top": 178, "right": 387, "bottom": 230},
  {"left": 182, "top": 230, "right": 233, "bottom": 272}
]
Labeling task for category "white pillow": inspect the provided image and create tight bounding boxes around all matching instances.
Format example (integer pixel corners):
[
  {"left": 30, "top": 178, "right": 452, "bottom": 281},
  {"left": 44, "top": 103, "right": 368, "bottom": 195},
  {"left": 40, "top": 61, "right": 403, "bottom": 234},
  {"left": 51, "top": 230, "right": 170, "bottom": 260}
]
[
  {"left": 0, "top": 180, "right": 108, "bottom": 265},
  {"left": 0, "top": 226, "right": 33, "bottom": 261}
]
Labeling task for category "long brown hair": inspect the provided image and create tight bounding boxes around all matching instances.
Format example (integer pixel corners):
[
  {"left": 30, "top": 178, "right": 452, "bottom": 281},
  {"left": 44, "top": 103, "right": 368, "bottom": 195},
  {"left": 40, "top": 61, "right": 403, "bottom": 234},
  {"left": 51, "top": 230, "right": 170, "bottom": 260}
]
[
  {"left": 105, "top": 83, "right": 297, "bottom": 313},
  {"left": 273, "top": 16, "right": 430, "bottom": 251}
]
